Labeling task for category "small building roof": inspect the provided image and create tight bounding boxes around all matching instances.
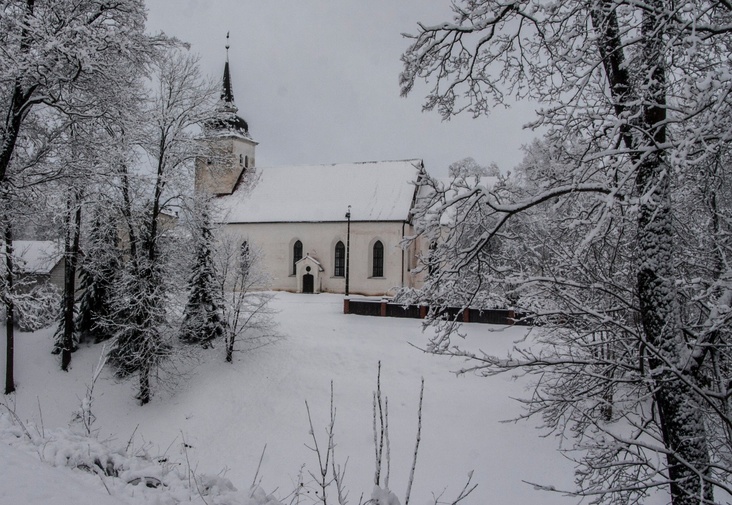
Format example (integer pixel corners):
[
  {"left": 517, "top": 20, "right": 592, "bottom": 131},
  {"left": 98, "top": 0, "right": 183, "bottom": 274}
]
[
  {"left": 296, "top": 254, "right": 324, "bottom": 271},
  {"left": 217, "top": 159, "right": 424, "bottom": 223},
  {"left": 12, "top": 241, "right": 63, "bottom": 274}
]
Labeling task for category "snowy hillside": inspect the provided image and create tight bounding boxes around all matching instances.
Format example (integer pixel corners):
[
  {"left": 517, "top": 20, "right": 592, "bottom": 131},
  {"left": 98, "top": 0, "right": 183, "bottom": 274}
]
[{"left": 0, "top": 293, "right": 638, "bottom": 504}]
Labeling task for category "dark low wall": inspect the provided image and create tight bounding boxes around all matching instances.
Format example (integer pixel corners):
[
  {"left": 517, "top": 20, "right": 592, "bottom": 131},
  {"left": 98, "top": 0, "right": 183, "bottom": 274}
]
[{"left": 344, "top": 298, "right": 530, "bottom": 325}]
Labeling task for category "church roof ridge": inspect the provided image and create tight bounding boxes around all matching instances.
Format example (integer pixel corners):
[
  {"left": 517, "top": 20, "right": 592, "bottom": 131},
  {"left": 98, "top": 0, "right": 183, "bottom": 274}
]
[
  {"left": 258, "top": 158, "right": 423, "bottom": 170},
  {"left": 216, "top": 159, "right": 423, "bottom": 223}
]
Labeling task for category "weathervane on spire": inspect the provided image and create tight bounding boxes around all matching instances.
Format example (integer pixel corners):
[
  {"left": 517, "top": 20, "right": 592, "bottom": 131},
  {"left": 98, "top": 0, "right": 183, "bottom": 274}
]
[{"left": 225, "top": 31, "right": 230, "bottom": 61}]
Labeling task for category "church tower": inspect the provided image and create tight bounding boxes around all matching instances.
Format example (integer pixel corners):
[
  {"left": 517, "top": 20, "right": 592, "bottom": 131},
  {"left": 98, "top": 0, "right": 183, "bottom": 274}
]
[{"left": 195, "top": 37, "right": 258, "bottom": 195}]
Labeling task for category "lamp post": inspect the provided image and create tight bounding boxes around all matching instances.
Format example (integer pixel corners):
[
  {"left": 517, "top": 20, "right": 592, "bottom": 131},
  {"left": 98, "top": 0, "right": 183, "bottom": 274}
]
[{"left": 345, "top": 205, "right": 351, "bottom": 297}]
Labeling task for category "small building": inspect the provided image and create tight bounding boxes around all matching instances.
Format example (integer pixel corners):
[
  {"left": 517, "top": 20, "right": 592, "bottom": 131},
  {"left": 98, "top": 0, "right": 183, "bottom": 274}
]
[
  {"left": 12, "top": 240, "right": 65, "bottom": 292},
  {"left": 197, "top": 57, "right": 427, "bottom": 296}
]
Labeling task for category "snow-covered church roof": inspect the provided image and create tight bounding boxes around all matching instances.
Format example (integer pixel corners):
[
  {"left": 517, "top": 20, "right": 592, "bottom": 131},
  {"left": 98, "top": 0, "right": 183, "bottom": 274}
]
[{"left": 217, "top": 159, "right": 424, "bottom": 223}]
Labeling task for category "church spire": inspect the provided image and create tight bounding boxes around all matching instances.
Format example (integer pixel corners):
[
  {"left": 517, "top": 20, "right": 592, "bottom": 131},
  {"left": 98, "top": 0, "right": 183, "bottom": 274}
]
[
  {"left": 220, "top": 32, "right": 237, "bottom": 111},
  {"left": 208, "top": 32, "right": 250, "bottom": 138}
]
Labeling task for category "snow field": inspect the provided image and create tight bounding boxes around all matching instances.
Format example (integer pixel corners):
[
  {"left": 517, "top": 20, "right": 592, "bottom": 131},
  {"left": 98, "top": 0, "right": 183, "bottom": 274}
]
[{"left": 1, "top": 293, "right": 579, "bottom": 504}]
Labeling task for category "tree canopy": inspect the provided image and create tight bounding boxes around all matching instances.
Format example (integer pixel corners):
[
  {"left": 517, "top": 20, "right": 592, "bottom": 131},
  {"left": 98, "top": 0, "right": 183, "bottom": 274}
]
[{"left": 402, "top": 2, "right": 732, "bottom": 504}]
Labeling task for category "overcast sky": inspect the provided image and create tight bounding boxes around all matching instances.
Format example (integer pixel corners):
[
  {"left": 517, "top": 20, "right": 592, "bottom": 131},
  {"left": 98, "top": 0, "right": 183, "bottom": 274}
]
[{"left": 146, "top": 1, "right": 540, "bottom": 175}]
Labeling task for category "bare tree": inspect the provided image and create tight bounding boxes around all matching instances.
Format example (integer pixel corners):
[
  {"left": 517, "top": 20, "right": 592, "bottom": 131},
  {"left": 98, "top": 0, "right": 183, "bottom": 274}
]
[
  {"left": 0, "top": 0, "right": 151, "bottom": 187},
  {"left": 215, "top": 235, "right": 277, "bottom": 363},
  {"left": 107, "top": 47, "right": 217, "bottom": 404},
  {"left": 0, "top": 0, "right": 160, "bottom": 382},
  {"left": 401, "top": 2, "right": 732, "bottom": 504}
]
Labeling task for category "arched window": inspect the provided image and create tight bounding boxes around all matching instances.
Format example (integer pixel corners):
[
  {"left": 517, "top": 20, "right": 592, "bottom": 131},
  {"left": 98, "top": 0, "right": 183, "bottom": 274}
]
[
  {"left": 334, "top": 241, "right": 345, "bottom": 277},
  {"left": 239, "top": 154, "right": 244, "bottom": 165},
  {"left": 240, "top": 240, "right": 250, "bottom": 273},
  {"left": 293, "top": 240, "right": 303, "bottom": 275},
  {"left": 372, "top": 241, "right": 384, "bottom": 277},
  {"left": 428, "top": 241, "right": 438, "bottom": 276}
]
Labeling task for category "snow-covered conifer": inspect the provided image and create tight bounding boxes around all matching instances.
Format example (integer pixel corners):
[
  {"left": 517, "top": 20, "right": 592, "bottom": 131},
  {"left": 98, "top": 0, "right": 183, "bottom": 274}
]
[
  {"left": 180, "top": 203, "right": 226, "bottom": 347},
  {"left": 75, "top": 202, "right": 121, "bottom": 344},
  {"left": 106, "top": 244, "right": 173, "bottom": 404}
]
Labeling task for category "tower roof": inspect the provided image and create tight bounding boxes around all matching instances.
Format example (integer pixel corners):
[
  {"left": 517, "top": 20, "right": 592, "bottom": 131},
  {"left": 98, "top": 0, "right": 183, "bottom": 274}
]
[
  {"left": 207, "top": 36, "right": 252, "bottom": 139},
  {"left": 221, "top": 60, "right": 235, "bottom": 104}
]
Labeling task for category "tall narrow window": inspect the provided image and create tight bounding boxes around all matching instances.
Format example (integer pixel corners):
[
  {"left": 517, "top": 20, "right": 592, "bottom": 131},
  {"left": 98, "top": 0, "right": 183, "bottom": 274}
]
[
  {"left": 334, "top": 241, "right": 345, "bottom": 277},
  {"left": 240, "top": 240, "right": 250, "bottom": 273},
  {"left": 428, "top": 241, "right": 437, "bottom": 276},
  {"left": 293, "top": 240, "right": 303, "bottom": 275},
  {"left": 372, "top": 241, "right": 384, "bottom": 277}
]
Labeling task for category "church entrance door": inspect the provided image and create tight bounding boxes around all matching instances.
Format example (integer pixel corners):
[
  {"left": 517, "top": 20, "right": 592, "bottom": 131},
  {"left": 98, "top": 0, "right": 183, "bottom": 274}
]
[{"left": 303, "top": 273, "right": 314, "bottom": 293}]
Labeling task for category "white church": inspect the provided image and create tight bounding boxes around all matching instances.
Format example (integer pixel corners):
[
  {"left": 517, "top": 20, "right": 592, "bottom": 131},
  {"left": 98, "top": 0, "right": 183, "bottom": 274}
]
[{"left": 196, "top": 58, "right": 428, "bottom": 296}]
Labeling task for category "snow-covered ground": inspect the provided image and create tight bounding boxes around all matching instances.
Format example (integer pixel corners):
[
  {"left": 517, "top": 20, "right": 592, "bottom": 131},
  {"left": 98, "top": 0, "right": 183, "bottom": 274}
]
[{"left": 1, "top": 293, "right": 593, "bottom": 504}]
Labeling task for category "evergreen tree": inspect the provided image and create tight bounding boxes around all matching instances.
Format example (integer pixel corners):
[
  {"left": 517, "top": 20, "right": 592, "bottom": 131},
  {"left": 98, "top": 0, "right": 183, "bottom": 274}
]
[
  {"left": 107, "top": 253, "right": 172, "bottom": 404},
  {"left": 180, "top": 204, "right": 226, "bottom": 347},
  {"left": 51, "top": 300, "right": 78, "bottom": 355},
  {"left": 75, "top": 203, "right": 121, "bottom": 343},
  {"left": 52, "top": 189, "right": 82, "bottom": 363}
]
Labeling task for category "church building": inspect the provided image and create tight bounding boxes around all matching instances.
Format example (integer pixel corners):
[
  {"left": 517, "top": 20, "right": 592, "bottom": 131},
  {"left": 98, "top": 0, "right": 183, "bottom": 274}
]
[{"left": 196, "top": 57, "right": 427, "bottom": 296}]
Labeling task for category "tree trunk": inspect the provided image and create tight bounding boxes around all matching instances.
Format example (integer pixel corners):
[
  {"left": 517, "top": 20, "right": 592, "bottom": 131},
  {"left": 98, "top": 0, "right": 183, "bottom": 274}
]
[
  {"left": 139, "top": 362, "right": 150, "bottom": 405},
  {"left": 0, "top": 85, "right": 26, "bottom": 187},
  {"left": 132, "top": 136, "right": 168, "bottom": 399},
  {"left": 592, "top": 3, "right": 713, "bottom": 501},
  {"left": 118, "top": 161, "right": 140, "bottom": 272},
  {"left": 0, "top": 0, "right": 37, "bottom": 186},
  {"left": 225, "top": 334, "right": 233, "bottom": 363},
  {"left": 635, "top": 8, "right": 712, "bottom": 504},
  {"left": 589, "top": 0, "right": 633, "bottom": 151},
  {"left": 61, "top": 191, "right": 82, "bottom": 371},
  {"left": 637, "top": 156, "right": 712, "bottom": 503},
  {"left": 148, "top": 135, "right": 167, "bottom": 265},
  {"left": 4, "top": 220, "right": 14, "bottom": 395}
]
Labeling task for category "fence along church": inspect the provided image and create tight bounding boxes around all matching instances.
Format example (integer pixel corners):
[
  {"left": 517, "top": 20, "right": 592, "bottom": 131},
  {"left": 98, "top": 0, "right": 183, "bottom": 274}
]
[{"left": 195, "top": 57, "right": 426, "bottom": 296}]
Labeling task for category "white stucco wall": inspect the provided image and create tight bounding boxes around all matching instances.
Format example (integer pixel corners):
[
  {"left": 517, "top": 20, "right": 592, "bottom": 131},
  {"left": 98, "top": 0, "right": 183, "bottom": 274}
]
[{"left": 222, "top": 220, "right": 423, "bottom": 296}]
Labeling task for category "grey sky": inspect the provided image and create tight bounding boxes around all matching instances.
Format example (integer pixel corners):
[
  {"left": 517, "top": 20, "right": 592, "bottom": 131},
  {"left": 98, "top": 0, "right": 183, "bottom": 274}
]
[{"left": 146, "top": 1, "right": 539, "bottom": 175}]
